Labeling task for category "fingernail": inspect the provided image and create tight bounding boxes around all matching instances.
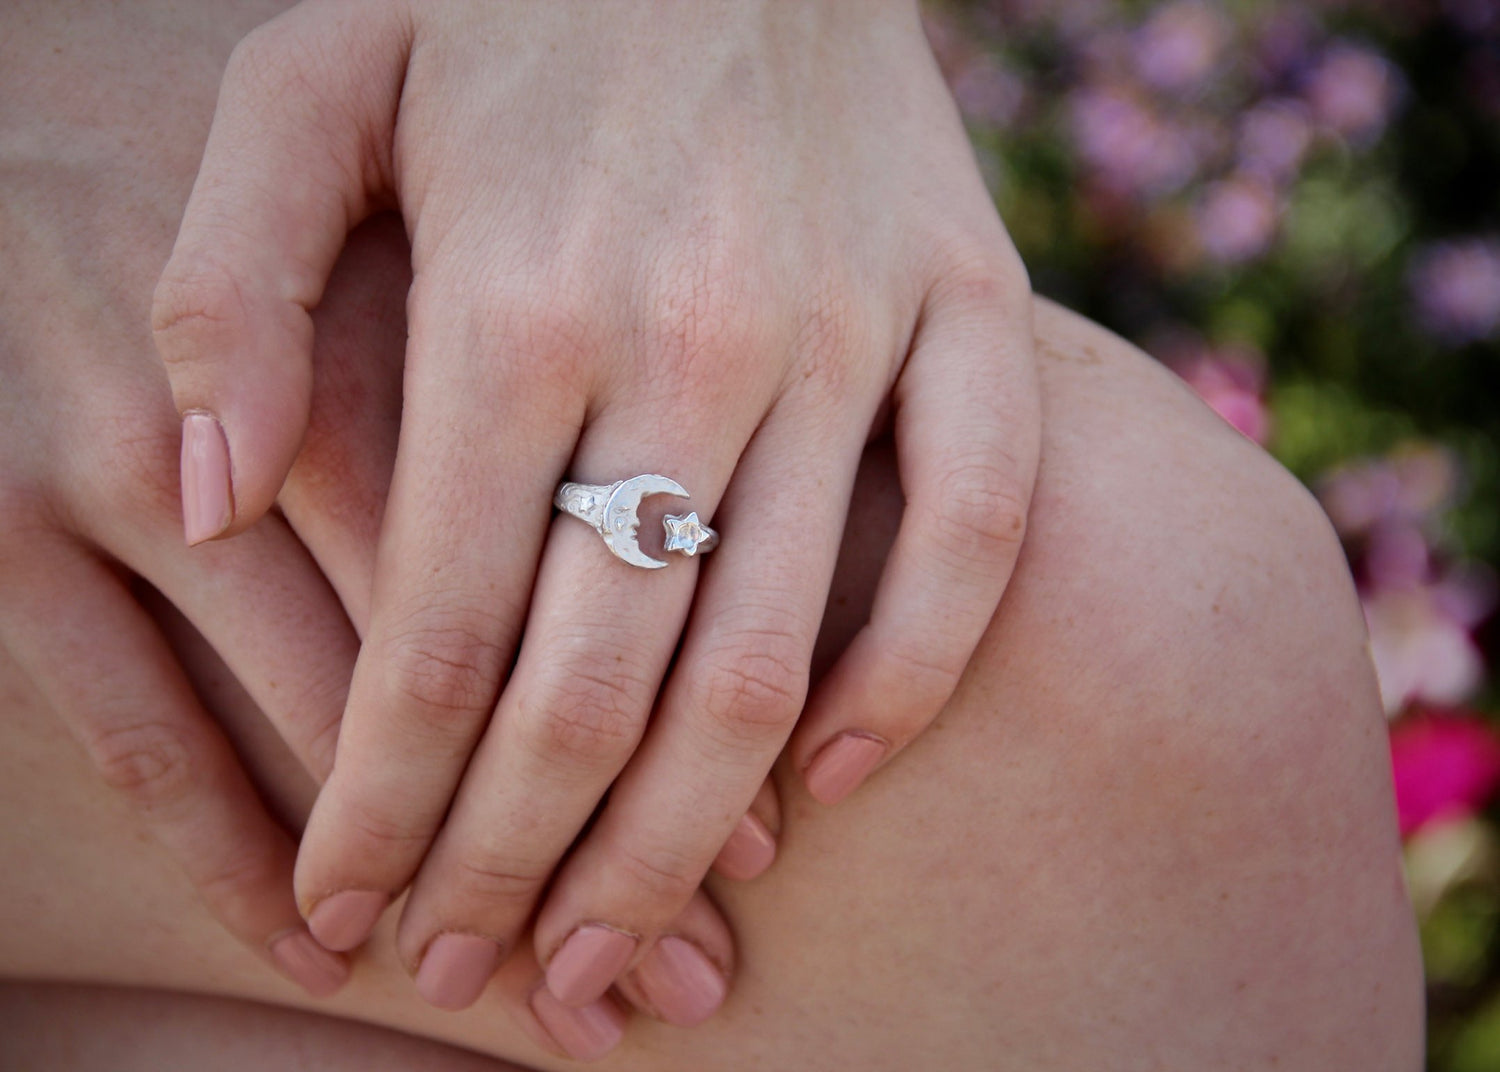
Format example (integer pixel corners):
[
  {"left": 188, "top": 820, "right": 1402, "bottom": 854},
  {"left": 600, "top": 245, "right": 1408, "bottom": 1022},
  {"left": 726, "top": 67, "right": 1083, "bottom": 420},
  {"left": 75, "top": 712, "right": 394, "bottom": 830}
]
[
  {"left": 529, "top": 986, "right": 626, "bottom": 1062},
  {"left": 306, "top": 889, "right": 388, "bottom": 952},
  {"left": 269, "top": 929, "right": 349, "bottom": 998},
  {"left": 181, "top": 412, "right": 233, "bottom": 545},
  {"left": 415, "top": 933, "right": 503, "bottom": 1011},
  {"left": 631, "top": 936, "right": 726, "bottom": 1027},
  {"left": 546, "top": 925, "right": 637, "bottom": 1007},
  {"left": 713, "top": 812, "right": 777, "bottom": 881},
  {"left": 805, "top": 732, "right": 888, "bottom": 806}
]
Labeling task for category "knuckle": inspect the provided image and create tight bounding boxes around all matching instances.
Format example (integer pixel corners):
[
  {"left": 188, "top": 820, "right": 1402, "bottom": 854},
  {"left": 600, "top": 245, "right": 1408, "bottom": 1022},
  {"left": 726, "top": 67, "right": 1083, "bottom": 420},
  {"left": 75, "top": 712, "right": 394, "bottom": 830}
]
[
  {"left": 379, "top": 613, "right": 506, "bottom": 737},
  {"left": 929, "top": 458, "right": 1030, "bottom": 564},
  {"left": 337, "top": 799, "right": 433, "bottom": 855},
  {"left": 692, "top": 641, "right": 807, "bottom": 747},
  {"left": 610, "top": 840, "right": 703, "bottom": 908},
  {"left": 84, "top": 718, "right": 201, "bottom": 811},
  {"left": 194, "top": 847, "right": 286, "bottom": 931},
  {"left": 880, "top": 641, "right": 964, "bottom": 714},
  {"left": 445, "top": 854, "right": 547, "bottom": 909},
  {"left": 516, "top": 667, "right": 649, "bottom": 773},
  {"left": 151, "top": 258, "right": 251, "bottom": 367}
]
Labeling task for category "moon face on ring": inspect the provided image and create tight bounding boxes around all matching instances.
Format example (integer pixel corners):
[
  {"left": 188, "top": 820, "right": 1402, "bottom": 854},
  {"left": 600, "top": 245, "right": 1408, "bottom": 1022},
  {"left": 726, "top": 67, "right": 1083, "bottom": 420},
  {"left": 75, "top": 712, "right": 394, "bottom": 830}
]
[{"left": 602, "top": 474, "right": 690, "bottom": 569}]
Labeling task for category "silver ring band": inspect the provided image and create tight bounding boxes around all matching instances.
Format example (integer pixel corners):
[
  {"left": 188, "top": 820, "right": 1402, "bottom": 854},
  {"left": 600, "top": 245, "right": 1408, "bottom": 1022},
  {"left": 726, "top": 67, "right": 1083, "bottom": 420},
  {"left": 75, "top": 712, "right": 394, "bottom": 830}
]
[{"left": 554, "top": 474, "right": 718, "bottom": 569}]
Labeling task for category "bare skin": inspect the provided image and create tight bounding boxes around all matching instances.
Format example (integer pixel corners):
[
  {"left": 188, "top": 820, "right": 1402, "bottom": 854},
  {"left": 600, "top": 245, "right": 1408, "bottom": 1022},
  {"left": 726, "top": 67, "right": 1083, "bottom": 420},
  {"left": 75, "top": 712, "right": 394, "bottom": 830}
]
[
  {"left": 0, "top": 293, "right": 1424, "bottom": 1067},
  {"left": 0, "top": 2, "right": 1422, "bottom": 1068}
]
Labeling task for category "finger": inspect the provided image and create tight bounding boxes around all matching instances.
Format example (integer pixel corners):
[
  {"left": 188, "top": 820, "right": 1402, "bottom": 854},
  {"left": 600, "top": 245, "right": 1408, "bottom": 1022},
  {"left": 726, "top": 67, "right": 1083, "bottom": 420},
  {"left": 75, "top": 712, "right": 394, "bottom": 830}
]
[
  {"left": 483, "top": 889, "right": 733, "bottom": 1062},
  {"left": 393, "top": 388, "right": 751, "bottom": 1011},
  {"left": 711, "top": 777, "right": 781, "bottom": 882},
  {"left": 530, "top": 395, "right": 857, "bottom": 1013},
  {"left": 291, "top": 288, "right": 585, "bottom": 956},
  {"left": 0, "top": 540, "right": 349, "bottom": 998},
  {"left": 126, "top": 507, "right": 360, "bottom": 785},
  {"left": 612, "top": 889, "right": 735, "bottom": 1031},
  {"left": 151, "top": 2, "right": 409, "bottom": 544},
  {"left": 279, "top": 212, "right": 410, "bottom": 636},
  {"left": 791, "top": 267, "right": 1038, "bottom": 804}
]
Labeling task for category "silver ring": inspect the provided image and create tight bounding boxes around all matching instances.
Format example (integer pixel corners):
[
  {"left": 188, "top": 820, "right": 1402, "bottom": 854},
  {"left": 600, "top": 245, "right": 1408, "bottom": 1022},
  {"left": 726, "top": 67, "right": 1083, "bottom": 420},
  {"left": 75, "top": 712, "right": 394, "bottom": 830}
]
[{"left": 553, "top": 474, "right": 719, "bottom": 570}]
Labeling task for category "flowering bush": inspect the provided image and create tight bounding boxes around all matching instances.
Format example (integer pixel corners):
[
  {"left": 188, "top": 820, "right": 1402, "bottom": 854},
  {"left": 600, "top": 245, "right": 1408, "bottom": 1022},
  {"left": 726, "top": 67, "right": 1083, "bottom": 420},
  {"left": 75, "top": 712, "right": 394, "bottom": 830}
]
[{"left": 930, "top": 0, "right": 1500, "bottom": 1064}]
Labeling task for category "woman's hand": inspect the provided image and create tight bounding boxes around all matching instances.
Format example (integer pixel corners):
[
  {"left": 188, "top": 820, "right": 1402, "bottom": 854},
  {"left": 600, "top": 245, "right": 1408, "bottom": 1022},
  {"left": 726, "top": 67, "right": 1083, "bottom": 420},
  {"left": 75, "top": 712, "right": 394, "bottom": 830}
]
[
  {"left": 5, "top": 5, "right": 750, "bottom": 1053},
  {"left": 0, "top": 0, "right": 363, "bottom": 998},
  {"left": 154, "top": 0, "right": 1038, "bottom": 1015}
]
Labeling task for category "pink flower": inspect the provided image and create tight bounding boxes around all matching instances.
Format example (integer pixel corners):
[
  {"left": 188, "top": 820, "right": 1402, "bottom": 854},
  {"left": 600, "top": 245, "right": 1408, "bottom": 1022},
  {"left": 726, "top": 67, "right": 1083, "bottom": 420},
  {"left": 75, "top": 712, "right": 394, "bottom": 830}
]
[
  {"left": 1364, "top": 585, "right": 1485, "bottom": 715},
  {"left": 1316, "top": 446, "right": 1458, "bottom": 539},
  {"left": 1389, "top": 712, "right": 1500, "bottom": 837},
  {"left": 1408, "top": 238, "right": 1500, "bottom": 344},
  {"left": 1163, "top": 337, "right": 1272, "bottom": 443}
]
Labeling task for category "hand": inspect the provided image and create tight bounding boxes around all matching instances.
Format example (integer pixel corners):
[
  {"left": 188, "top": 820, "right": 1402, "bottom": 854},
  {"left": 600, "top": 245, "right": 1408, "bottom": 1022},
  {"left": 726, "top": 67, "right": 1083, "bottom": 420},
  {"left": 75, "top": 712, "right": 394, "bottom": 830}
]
[
  {"left": 0, "top": 0, "right": 360, "bottom": 997},
  {"left": 154, "top": 0, "right": 1039, "bottom": 1018}
]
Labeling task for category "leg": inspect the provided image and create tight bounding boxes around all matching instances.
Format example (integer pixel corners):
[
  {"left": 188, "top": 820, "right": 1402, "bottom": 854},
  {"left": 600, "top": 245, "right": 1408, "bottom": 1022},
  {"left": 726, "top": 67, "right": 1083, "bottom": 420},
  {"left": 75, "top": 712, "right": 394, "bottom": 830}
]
[{"left": 0, "top": 300, "right": 1423, "bottom": 1070}]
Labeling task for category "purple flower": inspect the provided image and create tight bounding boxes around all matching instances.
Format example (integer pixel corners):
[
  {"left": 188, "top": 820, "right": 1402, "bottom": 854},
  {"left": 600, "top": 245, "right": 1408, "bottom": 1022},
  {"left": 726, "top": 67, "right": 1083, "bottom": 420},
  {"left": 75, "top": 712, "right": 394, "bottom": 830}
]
[
  {"left": 951, "top": 55, "right": 1026, "bottom": 127},
  {"left": 1236, "top": 98, "right": 1313, "bottom": 182},
  {"left": 1303, "top": 41, "right": 1400, "bottom": 143},
  {"left": 1195, "top": 175, "right": 1280, "bottom": 264},
  {"left": 1131, "top": 1, "right": 1229, "bottom": 93},
  {"left": 1408, "top": 238, "right": 1500, "bottom": 344},
  {"left": 1068, "top": 86, "right": 1199, "bottom": 199}
]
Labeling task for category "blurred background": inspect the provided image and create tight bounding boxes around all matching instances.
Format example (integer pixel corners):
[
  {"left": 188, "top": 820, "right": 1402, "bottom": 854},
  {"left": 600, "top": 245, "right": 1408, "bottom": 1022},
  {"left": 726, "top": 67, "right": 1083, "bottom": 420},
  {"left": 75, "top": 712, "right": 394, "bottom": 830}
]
[{"left": 926, "top": 0, "right": 1499, "bottom": 1066}]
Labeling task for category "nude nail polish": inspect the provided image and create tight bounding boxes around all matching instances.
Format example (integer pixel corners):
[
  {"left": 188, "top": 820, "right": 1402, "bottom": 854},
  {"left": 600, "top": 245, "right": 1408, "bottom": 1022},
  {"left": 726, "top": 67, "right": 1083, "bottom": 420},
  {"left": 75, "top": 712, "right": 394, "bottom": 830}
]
[
  {"left": 268, "top": 929, "right": 349, "bottom": 998},
  {"left": 180, "top": 412, "right": 233, "bottom": 545},
  {"left": 713, "top": 812, "right": 777, "bottom": 881},
  {"left": 805, "top": 732, "right": 888, "bottom": 806},
  {"left": 546, "top": 925, "right": 637, "bottom": 1007},
  {"left": 416, "top": 933, "right": 502, "bottom": 1011},
  {"left": 529, "top": 987, "right": 626, "bottom": 1062},
  {"left": 631, "top": 936, "right": 726, "bottom": 1027},
  {"left": 306, "top": 889, "right": 388, "bottom": 952}
]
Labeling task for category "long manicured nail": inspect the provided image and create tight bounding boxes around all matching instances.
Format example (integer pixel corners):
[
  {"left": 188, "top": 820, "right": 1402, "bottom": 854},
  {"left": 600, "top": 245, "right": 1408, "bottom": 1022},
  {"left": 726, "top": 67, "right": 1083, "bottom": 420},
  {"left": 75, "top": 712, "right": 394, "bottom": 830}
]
[
  {"left": 415, "top": 933, "right": 502, "bottom": 1011},
  {"left": 805, "top": 732, "right": 888, "bottom": 805},
  {"left": 306, "top": 889, "right": 388, "bottom": 952},
  {"left": 180, "top": 412, "right": 233, "bottom": 545},
  {"left": 268, "top": 929, "right": 349, "bottom": 998},
  {"left": 546, "top": 925, "right": 637, "bottom": 1007},
  {"left": 631, "top": 936, "right": 726, "bottom": 1027},
  {"left": 713, "top": 812, "right": 777, "bottom": 881},
  {"left": 529, "top": 986, "right": 626, "bottom": 1062}
]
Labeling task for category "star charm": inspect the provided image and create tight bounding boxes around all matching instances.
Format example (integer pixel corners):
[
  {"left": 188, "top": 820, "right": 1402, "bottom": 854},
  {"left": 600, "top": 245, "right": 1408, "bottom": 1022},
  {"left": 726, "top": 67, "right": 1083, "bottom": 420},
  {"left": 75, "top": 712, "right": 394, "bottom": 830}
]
[{"left": 663, "top": 512, "right": 710, "bottom": 557}]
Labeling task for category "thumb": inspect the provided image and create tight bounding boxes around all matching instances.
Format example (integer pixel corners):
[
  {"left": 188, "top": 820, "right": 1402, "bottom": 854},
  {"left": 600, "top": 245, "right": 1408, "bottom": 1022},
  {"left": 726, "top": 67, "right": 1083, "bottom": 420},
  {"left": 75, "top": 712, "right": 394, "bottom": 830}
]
[{"left": 152, "top": 0, "right": 410, "bottom": 544}]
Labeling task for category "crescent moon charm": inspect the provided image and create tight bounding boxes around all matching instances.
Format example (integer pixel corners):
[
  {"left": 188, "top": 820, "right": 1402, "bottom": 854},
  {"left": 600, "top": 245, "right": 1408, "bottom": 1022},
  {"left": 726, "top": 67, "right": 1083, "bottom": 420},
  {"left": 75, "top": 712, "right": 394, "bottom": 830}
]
[
  {"left": 554, "top": 473, "right": 717, "bottom": 569},
  {"left": 602, "top": 474, "right": 688, "bottom": 569}
]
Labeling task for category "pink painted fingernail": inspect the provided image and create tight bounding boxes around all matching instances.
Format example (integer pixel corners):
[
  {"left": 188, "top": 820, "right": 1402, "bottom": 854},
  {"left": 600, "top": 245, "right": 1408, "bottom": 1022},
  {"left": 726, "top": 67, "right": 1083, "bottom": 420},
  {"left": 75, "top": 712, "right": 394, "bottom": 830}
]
[
  {"left": 306, "top": 889, "right": 388, "bottom": 952},
  {"left": 805, "top": 732, "right": 888, "bottom": 806},
  {"left": 546, "top": 925, "right": 637, "bottom": 1007},
  {"left": 180, "top": 412, "right": 233, "bottom": 545},
  {"left": 529, "top": 986, "right": 626, "bottom": 1062},
  {"left": 713, "top": 812, "right": 777, "bottom": 881},
  {"left": 269, "top": 929, "right": 349, "bottom": 998},
  {"left": 416, "top": 933, "right": 502, "bottom": 1011},
  {"left": 632, "top": 936, "right": 726, "bottom": 1027}
]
